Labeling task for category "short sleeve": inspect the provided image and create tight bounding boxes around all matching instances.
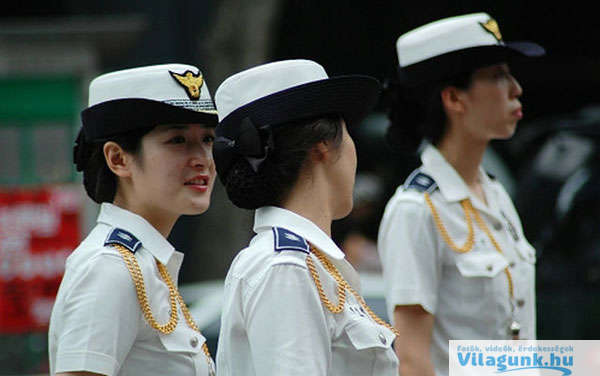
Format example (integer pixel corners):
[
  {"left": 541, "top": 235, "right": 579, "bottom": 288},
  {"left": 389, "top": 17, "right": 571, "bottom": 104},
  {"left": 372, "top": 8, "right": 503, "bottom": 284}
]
[
  {"left": 244, "top": 262, "right": 331, "bottom": 376},
  {"left": 377, "top": 195, "right": 441, "bottom": 319},
  {"left": 53, "top": 251, "right": 140, "bottom": 375}
]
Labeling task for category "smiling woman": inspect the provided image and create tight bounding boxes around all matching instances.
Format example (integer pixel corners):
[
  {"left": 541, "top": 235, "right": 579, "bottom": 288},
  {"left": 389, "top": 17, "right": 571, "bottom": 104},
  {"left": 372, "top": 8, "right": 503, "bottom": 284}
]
[
  {"left": 108, "top": 124, "right": 217, "bottom": 232},
  {"left": 48, "top": 64, "right": 219, "bottom": 376}
]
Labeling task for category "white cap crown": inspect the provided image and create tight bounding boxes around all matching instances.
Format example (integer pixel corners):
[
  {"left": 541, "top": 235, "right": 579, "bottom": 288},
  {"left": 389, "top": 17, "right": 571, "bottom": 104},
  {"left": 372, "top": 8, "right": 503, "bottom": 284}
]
[
  {"left": 88, "top": 63, "right": 216, "bottom": 113},
  {"left": 215, "top": 59, "right": 329, "bottom": 121},
  {"left": 397, "top": 13, "right": 503, "bottom": 67}
]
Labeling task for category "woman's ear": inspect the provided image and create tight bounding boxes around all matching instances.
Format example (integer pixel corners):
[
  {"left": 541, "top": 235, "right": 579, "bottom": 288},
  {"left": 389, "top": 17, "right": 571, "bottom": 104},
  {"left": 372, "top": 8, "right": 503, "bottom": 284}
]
[
  {"left": 310, "top": 141, "right": 332, "bottom": 164},
  {"left": 103, "top": 141, "right": 133, "bottom": 177},
  {"left": 440, "top": 86, "right": 465, "bottom": 115}
]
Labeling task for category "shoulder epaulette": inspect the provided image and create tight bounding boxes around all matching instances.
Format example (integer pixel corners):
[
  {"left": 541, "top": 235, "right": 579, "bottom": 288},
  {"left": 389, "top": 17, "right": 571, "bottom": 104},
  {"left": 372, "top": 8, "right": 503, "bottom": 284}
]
[
  {"left": 403, "top": 169, "right": 438, "bottom": 193},
  {"left": 104, "top": 228, "right": 142, "bottom": 253},
  {"left": 272, "top": 227, "right": 309, "bottom": 254}
]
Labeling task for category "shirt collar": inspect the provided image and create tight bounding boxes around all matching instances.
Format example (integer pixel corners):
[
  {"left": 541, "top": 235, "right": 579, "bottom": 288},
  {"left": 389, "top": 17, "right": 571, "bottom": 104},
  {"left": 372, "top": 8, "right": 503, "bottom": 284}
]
[
  {"left": 97, "top": 203, "right": 175, "bottom": 265},
  {"left": 421, "top": 143, "right": 489, "bottom": 203},
  {"left": 253, "top": 206, "right": 345, "bottom": 260}
]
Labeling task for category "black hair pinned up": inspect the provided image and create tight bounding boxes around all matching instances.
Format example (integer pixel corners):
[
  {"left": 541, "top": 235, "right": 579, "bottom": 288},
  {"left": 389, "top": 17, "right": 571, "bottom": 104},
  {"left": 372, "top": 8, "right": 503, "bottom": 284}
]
[{"left": 223, "top": 116, "right": 343, "bottom": 210}]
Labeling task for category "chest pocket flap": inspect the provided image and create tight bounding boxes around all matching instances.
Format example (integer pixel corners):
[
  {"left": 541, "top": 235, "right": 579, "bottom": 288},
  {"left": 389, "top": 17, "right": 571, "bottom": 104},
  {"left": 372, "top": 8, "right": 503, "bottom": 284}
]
[
  {"left": 455, "top": 250, "right": 509, "bottom": 278},
  {"left": 159, "top": 325, "right": 205, "bottom": 354},
  {"left": 345, "top": 320, "right": 395, "bottom": 350}
]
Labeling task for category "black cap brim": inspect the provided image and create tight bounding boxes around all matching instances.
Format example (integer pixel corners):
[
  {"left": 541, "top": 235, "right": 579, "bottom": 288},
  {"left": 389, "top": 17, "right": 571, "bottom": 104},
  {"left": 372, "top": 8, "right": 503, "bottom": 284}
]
[
  {"left": 217, "top": 75, "right": 381, "bottom": 136},
  {"left": 506, "top": 41, "right": 546, "bottom": 57},
  {"left": 81, "top": 98, "right": 218, "bottom": 142},
  {"left": 214, "top": 75, "right": 381, "bottom": 180},
  {"left": 399, "top": 41, "right": 546, "bottom": 87}
]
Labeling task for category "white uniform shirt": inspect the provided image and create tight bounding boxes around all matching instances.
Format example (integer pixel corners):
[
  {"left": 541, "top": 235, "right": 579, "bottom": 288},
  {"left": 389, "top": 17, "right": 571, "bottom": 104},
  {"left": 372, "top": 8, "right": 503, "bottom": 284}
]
[
  {"left": 49, "top": 203, "right": 214, "bottom": 376},
  {"left": 216, "top": 206, "right": 398, "bottom": 376},
  {"left": 378, "top": 144, "right": 536, "bottom": 376}
]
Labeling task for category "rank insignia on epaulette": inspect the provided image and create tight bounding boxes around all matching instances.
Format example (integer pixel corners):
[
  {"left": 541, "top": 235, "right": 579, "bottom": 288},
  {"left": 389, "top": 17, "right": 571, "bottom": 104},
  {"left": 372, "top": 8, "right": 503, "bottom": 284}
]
[
  {"left": 404, "top": 170, "right": 438, "bottom": 193},
  {"left": 104, "top": 228, "right": 142, "bottom": 253},
  {"left": 273, "top": 227, "right": 309, "bottom": 254}
]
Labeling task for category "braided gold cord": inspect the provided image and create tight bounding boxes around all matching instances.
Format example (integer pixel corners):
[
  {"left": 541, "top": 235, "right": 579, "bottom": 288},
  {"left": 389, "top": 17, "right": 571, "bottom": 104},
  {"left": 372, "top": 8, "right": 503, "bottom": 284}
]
[
  {"left": 423, "top": 193, "right": 515, "bottom": 300},
  {"left": 307, "top": 245, "right": 400, "bottom": 337},
  {"left": 116, "top": 245, "right": 179, "bottom": 333},
  {"left": 113, "top": 244, "right": 213, "bottom": 368},
  {"left": 306, "top": 248, "right": 346, "bottom": 314},
  {"left": 470, "top": 208, "right": 515, "bottom": 299},
  {"left": 424, "top": 193, "right": 475, "bottom": 253}
]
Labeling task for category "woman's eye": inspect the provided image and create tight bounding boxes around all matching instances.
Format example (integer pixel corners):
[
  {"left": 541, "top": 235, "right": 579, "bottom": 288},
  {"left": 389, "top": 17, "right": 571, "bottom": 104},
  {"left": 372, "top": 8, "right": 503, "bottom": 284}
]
[
  {"left": 204, "top": 135, "right": 215, "bottom": 143},
  {"left": 494, "top": 70, "right": 509, "bottom": 79},
  {"left": 168, "top": 135, "right": 186, "bottom": 144}
]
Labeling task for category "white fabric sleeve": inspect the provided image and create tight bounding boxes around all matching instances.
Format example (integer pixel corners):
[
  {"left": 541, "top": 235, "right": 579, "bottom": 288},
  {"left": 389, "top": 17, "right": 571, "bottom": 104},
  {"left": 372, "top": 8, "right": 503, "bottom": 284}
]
[
  {"left": 378, "top": 197, "right": 441, "bottom": 318},
  {"left": 53, "top": 251, "right": 140, "bottom": 376},
  {"left": 244, "top": 262, "right": 331, "bottom": 375}
]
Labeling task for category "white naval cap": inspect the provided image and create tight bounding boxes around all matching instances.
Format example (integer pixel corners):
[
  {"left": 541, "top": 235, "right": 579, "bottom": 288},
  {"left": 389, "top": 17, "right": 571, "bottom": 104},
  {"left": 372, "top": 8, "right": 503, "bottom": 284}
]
[
  {"left": 88, "top": 63, "right": 216, "bottom": 114},
  {"left": 395, "top": 13, "right": 545, "bottom": 86}
]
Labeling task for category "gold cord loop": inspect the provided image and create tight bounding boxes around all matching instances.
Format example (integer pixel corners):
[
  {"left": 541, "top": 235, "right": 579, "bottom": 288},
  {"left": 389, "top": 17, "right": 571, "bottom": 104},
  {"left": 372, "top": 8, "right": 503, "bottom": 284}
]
[
  {"left": 423, "top": 192, "right": 515, "bottom": 300},
  {"left": 113, "top": 244, "right": 214, "bottom": 372},
  {"left": 306, "top": 245, "right": 400, "bottom": 337},
  {"left": 423, "top": 192, "right": 519, "bottom": 338},
  {"left": 470, "top": 206, "right": 515, "bottom": 299},
  {"left": 424, "top": 193, "right": 475, "bottom": 253}
]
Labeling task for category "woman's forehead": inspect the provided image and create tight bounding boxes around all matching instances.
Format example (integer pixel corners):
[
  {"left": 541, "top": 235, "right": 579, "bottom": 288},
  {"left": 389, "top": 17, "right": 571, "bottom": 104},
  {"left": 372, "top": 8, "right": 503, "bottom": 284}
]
[
  {"left": 153, "top": 124, "right": 214, "bottom": 132},
  {"left": 473, "top": 62, "right": 510, "bottom": 76}
]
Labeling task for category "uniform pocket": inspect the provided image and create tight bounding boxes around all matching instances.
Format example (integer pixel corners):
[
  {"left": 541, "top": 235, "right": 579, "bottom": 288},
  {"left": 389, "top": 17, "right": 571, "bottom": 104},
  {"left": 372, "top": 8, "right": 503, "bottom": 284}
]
[
  {"left": 341, "top": 320, "right": 398, "bottom": 375},
  {"left": 455, "top": 250, "right": 509, "bottom": 278},
  {"left": 158, "top": 326, "right": 206, "bottom": 354},
  {"left": 344, "top": 320, "right": 395, "bottom": 351}
]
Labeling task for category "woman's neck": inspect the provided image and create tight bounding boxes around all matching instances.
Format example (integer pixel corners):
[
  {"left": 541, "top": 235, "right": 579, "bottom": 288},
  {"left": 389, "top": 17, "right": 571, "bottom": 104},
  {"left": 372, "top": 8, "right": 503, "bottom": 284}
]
[
  {"left": 436, "top": 126, "right": 488, "bottom": 188},
  {"left": 280, "top": 172, "right": 333, "bottom": 237},
  {"left": 112, "top": 193, "right": 178, "bottom": 238}
]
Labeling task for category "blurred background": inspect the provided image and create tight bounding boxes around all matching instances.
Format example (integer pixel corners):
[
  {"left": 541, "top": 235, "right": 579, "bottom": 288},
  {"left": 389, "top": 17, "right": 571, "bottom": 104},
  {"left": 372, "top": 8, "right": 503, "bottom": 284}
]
[{"left": 1, "top": 0, "right": 599, "bottom": 374}]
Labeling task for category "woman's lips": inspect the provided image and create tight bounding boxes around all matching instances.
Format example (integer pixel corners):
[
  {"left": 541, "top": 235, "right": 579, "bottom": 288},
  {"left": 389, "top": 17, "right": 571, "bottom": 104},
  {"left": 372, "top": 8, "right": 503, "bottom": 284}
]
[
  {"left": 184, "top": 175, "right": 210, "bottom": 192},
  {"left": 513, "top": 108, "right": 523, "bottom": 119}
]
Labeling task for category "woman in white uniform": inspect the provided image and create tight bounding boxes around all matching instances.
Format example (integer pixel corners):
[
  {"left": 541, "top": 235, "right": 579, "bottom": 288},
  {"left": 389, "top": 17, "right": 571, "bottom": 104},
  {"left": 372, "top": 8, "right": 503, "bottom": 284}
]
[
  {"left": 212, "top": 59, "right": 398, "bottom": 375},
  {"left": 49, "top": 64, "right": 218, "bottom": 376},
  {"left": 377, "top": 13, "right": 545, "bottom": 376}
]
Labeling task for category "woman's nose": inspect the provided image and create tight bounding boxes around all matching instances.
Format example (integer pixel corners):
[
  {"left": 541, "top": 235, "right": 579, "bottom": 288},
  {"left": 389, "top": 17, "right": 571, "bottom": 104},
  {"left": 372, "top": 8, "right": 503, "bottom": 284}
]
[
  {"left": 510, "top": 74, "right": 523, "bottom": 98},
  {"left": 189, "top": 143, "right": 213, "bottom": 169}
]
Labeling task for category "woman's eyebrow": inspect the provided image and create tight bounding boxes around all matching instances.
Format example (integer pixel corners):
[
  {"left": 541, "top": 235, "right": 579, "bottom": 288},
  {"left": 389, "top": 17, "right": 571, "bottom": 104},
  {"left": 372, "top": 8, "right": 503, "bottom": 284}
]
[{"left": 157, "top": 124, "right": 190, "bottom": 132}]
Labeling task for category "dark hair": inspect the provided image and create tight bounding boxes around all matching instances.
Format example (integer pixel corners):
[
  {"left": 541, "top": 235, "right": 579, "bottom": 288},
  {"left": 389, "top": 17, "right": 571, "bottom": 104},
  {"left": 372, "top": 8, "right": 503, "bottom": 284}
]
[
  {"left": 384, "top": 69, "right": 473, "bottom": 154},
  {"left": 80, "top": 127, "right": 154, "bottom": 204},
  {"left": 224, "top": 116, "right": 343, "bottom": 210}
]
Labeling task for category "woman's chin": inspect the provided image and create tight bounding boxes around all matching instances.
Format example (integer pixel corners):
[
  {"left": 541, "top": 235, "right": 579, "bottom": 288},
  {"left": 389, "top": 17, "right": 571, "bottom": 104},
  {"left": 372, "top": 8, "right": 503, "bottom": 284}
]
[
  {"left": 333, "top": 200, "right": 354, "bottom": 221},
  {"left": 185, "top": 200, "right": 211, "bottom": 215}
]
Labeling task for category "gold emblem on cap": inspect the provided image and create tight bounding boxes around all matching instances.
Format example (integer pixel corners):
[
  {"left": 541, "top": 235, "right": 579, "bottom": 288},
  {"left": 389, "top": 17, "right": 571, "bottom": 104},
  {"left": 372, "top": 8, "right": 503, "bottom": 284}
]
[
  {"left": 169, "top": 70, "right": 204, "bottom": 100},
  {"left": 480, "top": 19, "right": 503, "bottom": 42}
]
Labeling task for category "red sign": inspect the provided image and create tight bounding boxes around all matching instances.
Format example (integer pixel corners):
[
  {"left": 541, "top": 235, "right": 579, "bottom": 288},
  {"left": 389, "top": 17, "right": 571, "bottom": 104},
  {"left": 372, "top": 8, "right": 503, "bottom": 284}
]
[{"left": 0, "top": 186, "right": 82, "bottom": 333}]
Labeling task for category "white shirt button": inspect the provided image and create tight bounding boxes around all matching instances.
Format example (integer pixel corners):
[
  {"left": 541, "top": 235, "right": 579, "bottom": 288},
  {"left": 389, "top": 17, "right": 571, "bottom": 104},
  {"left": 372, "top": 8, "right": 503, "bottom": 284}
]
[
  {"left": 190, "top": 336, "right": 199, "bottom": 348},
  {"left": 378, "top": 332, "right": 387, "bottom": 345}
]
